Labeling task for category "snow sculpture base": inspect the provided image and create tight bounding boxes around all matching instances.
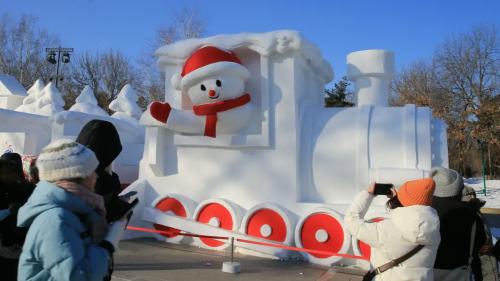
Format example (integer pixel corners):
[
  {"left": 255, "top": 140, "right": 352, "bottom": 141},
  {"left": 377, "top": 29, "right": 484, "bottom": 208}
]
[
  {"left": 0, "top": 109, "right": 50, "bottom": 155},
  {"left": 222, "top": 262, "right": 241, "bottom": 274}
]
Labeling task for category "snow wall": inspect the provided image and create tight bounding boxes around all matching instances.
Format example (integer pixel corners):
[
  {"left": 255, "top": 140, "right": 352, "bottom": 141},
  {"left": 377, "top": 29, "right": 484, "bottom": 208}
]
[
  {"left": 0, "top": 109, "right": 50, "bottom": 155},
  {"left": 0, "top": 103, "right": 144, "bottom": 185}
]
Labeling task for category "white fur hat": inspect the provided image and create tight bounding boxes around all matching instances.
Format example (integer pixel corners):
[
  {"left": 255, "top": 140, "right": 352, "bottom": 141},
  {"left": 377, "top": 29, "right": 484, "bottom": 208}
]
[{"left": 37, "top": 139, "right": 98, "bottom": 182}]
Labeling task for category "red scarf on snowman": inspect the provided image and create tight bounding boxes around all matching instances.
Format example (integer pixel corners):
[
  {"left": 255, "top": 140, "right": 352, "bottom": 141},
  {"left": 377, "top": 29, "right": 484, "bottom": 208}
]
[{"left": 192, "top": 93, "right": 251, "bottom": 138}]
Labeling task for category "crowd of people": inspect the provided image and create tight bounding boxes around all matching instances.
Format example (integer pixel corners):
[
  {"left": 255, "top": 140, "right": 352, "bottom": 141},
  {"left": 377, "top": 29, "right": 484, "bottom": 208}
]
[
  {"left": 0, "top": 118, "right": 498, "bottom": 281},
  {"left": 345, "top": 167, "right": 500, "bottom": 281},
  {"left": 0, "top": 120, "right": 135, "bottom": 281}
]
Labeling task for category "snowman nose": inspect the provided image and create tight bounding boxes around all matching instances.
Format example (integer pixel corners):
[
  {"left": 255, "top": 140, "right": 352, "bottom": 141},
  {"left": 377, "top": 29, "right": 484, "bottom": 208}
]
[{"left": 208, "top": 90, "right": 216, "bottom": 97}]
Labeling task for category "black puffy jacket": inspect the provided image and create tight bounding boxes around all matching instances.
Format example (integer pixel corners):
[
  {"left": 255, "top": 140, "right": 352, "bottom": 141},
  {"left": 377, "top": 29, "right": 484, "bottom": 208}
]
[
  {"left": 76, "top": 119, "right": 130, "bottom": 222},
  {"left": 432, "top": 196, "right": 485, "bottom": 269},
  {"left": 95, "top": 167, "right": 130, "bottom": 222}
]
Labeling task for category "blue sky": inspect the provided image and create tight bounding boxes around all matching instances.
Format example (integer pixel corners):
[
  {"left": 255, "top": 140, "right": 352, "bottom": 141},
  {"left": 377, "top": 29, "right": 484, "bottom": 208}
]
[{"left": 2, "top": 0, "right": 499, "bottom": 84}]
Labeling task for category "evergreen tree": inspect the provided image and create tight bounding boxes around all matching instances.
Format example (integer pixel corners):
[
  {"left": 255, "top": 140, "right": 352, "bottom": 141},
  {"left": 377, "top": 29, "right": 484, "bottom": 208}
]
[{"left": 324, "top": 76, "right": 354, "bottom": 107}]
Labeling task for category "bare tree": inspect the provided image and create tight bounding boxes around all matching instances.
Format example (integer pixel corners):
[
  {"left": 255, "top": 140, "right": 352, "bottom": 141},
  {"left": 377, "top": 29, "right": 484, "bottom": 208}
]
[
  {"left": 0, "top": 14, "right": 143, "bottom": 112},
  {"left": 61, "top": 52, "right": 100, "bottom": 109},
  {"left": 138, "top": 8, "right": 205, "bottom": 107},
  {"left": 392, "top": 24, "right": 499, "bottom": 177},
  {"left": 0, "top": 14, "right": 59, "bottom": 87},
  {"left": 434, "top": 24, "right": 499, "bottom": 177},
  {"left": 69, "top": 52, "right": 101, "bottom": 92},
  {"left": 65, "top": 50, "right": 142, "bottom": 112},
  {"left": 101, "top": 50, "right": 142, "bottom": 100}
]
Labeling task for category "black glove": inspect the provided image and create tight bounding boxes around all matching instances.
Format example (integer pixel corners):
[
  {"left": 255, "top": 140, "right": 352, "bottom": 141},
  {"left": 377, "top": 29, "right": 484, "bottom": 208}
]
[{"left": 492, "top": 240, "right": 500, "bottom": 260}]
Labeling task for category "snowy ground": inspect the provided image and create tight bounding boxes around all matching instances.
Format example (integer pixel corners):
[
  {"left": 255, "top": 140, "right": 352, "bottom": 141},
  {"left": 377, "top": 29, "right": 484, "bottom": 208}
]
[{"left": 464, "top": 178, "right": 500, "bottom": 209}]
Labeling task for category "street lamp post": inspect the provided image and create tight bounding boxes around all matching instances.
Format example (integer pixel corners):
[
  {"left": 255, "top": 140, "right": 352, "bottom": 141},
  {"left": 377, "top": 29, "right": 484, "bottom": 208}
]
[
  {"left": 479, "top": 140, "right": 487, "bottom": 196},
  {"left": 46, "top": 46, "right": 74, "bottom": 88}
]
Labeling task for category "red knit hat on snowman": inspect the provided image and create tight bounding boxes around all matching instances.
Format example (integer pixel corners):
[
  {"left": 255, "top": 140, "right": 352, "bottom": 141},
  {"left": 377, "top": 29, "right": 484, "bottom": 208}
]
[{"left": 172, "top": 46, "right": 250, "bottom": 91}]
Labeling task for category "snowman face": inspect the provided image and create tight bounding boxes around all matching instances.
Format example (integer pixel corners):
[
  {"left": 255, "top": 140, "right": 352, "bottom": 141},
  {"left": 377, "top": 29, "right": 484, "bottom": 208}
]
[{"left": 187, "top": 75, "right": 245, "bottom": 105}]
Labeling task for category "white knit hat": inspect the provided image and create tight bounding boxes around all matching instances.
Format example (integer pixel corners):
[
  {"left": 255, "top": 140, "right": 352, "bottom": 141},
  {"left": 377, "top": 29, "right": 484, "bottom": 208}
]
[
  {"left": 431, "top": 167, "right": 464, "bottom": 197},
  {"left": 37, "top": 139, "right": 99, "bottom": 182}
]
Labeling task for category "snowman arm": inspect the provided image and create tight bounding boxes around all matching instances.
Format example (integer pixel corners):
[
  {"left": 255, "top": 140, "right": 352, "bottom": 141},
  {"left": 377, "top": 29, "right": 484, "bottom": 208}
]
[
  {"left": 166, "top": 108, "right": 205, "bottom": 134},
  {"left": 139, "top": 106, "right": 205, "bottom": 134}
]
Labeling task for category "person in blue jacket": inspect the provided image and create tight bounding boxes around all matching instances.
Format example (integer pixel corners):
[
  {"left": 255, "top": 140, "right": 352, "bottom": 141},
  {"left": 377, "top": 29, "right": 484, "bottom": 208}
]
[{"left": 17, "top": 139, "right": 127, "bottom": 281}]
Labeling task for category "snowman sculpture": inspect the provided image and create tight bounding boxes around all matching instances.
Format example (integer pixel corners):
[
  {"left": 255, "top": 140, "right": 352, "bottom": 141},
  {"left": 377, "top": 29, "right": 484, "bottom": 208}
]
[{"left": 141, "top": 46, "right": 253, "bottom": 138}]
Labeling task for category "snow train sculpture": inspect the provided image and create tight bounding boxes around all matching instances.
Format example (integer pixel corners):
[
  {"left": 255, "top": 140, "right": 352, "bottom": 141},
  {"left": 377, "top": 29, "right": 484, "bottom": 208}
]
[{"left": 130, "top": 30, "right": 448, "bottom": 266}]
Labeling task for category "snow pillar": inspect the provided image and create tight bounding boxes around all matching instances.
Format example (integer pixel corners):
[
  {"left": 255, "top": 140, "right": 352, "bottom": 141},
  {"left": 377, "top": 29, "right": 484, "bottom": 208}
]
[{"left": 346, "top": 50, "right": 395, "bottom": 107}]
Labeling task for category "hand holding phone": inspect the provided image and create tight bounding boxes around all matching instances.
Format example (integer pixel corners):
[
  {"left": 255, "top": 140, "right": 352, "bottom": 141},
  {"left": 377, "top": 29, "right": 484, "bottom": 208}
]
[
  {"left": 118, "top": 191, "right": 138, "bottom": 203},
  {"left": 115, "top": 198, "right": 139, "bottom": 220},
  {"left": 373, "top": 183, "right": 394, "bottom": 196}
]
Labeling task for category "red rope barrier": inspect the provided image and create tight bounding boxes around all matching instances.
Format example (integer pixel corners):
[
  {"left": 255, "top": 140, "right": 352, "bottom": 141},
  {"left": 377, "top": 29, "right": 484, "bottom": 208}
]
[
  {"left": 126, "top": 226, "right": 229, "bottom": 240},
  {"left": 236, "top": 238, "right": 369, "bottom": 260},
  {"left": 126, "top": 225, "right": 369, "bottom": 261}
]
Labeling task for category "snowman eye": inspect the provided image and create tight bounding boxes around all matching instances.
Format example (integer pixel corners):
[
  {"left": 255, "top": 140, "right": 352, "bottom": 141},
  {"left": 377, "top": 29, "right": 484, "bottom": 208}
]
[
  {"left": 200, "top": 84, "right": 206, "bottom": 91},
  {"left": 216, "top": 80, "right": 222, "bottom": 87}
]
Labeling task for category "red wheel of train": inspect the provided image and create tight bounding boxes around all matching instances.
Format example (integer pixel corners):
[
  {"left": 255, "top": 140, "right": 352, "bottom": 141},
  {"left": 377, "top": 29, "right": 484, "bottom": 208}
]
[
  {"left": 300, "top": 213, "right": 344, "bottom": 258},
  {"left": 153, "top": 197, "right": 187, "bottom": 238},
  {"left": 195, "top": 202, "right": 235, "bottom": 248},
  {"left": 245, "top": 208, "right": 287, "bottom": 242},
  {"left": 295, "top": 208, "right": 351, "bottom": 266}
]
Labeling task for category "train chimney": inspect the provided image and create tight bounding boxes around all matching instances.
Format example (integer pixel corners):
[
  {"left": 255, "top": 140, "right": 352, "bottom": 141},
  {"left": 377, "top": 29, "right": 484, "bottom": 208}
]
[{"left": 346, "top": 50, "right": 395, "bottom": 107}]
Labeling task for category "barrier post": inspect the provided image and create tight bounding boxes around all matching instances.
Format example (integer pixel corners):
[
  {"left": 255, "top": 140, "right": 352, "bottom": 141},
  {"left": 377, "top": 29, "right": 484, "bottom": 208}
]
[
  {"left": 222, "top": 237, "right": 241, "bottom": 274},
  {"left": 231, "top": 237, "right": 234, "bottom": 263}
]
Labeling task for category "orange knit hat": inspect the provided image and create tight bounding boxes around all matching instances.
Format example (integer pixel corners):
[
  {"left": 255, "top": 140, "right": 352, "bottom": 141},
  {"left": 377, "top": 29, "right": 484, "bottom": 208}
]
[{"left": 397, "top": 178, "right": 436, "bottom": 207}]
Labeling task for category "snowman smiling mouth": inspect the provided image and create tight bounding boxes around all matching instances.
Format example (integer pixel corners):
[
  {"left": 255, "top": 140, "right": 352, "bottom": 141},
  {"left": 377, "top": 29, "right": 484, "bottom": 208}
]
[{"left": 208, "top": 89, "right": 219, "bottom": 100}]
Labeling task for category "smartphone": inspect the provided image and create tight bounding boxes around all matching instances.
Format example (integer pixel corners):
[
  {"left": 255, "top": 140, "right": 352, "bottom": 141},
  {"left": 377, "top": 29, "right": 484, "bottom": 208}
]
[
  {"left": 116, "top": 198, "right": 139, "bottom": 219},
  {"left": 119, "top": 191, "right": 138, "bottom": 200},
  {"left": 373, "top": 183, "right": 394, "bottom": 195}
]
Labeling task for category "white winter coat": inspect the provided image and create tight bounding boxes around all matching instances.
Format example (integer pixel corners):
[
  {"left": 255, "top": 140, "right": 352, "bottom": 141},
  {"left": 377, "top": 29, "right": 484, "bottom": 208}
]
[{"left": 345, "top": 191, "right": 441, "bottom": 281}]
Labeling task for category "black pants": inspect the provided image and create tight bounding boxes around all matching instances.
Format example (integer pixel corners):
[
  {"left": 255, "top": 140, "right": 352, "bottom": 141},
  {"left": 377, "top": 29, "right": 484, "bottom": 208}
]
[
  {"left": 471, "top": 254, "right": 483, "bottom": 281},
  {"left": 0, "top": 256, "right": 19, "bottom": 281}
]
